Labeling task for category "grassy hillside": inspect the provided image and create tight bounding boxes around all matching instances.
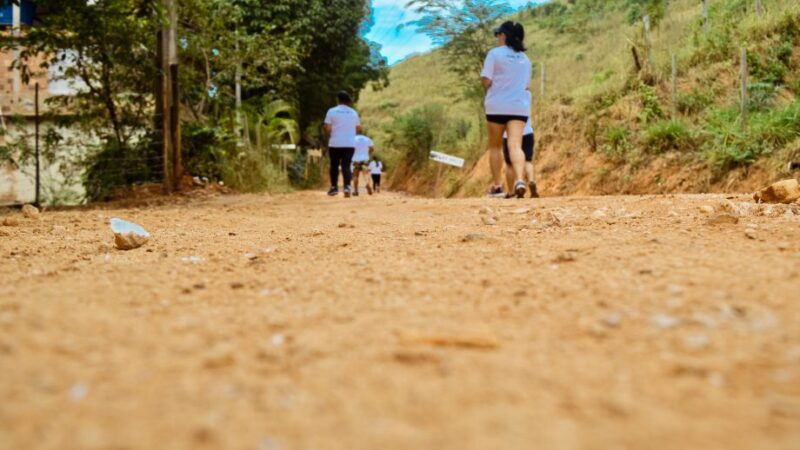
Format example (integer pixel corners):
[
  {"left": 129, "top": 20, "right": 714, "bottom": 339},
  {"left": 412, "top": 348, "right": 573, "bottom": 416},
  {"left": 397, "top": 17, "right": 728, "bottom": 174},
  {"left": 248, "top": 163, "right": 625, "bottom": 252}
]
[{"left": 358, "top": 0, "right": 800, "bottom": 197}]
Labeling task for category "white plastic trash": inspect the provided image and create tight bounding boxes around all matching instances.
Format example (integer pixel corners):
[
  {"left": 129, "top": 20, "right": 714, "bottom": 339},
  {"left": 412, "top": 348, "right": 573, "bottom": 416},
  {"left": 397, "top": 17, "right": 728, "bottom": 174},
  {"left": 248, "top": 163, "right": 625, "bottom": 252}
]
[{"left": 110, "top": 218, "right": 150, "bottom": 250}]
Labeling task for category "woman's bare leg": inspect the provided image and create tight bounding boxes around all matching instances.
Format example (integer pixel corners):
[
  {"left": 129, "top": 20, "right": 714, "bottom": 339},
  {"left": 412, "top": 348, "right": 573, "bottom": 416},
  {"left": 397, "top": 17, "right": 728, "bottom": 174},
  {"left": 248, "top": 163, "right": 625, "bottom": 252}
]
[
  {"left": 486, "top": 122, "right": 506, "bottom": 189},
  {"left": 505, "top": 121, "right": 526, "bottom": 185}
]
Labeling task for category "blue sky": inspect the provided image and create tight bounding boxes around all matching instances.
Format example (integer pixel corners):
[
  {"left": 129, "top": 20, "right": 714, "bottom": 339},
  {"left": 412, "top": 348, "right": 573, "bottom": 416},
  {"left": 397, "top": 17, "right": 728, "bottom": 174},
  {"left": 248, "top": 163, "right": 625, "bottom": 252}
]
[{"left": 366, "top": 0, "right": 540, "bottom": 64}]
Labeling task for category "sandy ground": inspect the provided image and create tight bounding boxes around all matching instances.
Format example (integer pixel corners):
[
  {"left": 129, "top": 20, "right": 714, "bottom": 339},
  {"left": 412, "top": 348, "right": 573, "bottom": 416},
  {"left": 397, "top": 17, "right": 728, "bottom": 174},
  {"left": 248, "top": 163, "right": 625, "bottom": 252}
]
[{"left": 1, "top": 191, "right": 800, "bottom": 450}]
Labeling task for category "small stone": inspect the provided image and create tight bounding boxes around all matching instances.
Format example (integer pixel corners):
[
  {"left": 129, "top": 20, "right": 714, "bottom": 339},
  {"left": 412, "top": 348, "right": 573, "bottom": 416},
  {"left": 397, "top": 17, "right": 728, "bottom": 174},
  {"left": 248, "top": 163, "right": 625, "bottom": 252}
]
[
  {"left": 0, "top": 229, "right": 9, "bottom": 237},
  {"left": 699, "top": 205, "right": 715, "bottom": 214},
  {"left": 180, "top": 255, "right": 204, "bottom": 264},
  {"left": 2, "top": 217, "right": 20, "bottom": 227},
  {"left": 271, "top": 334, "right": 285, "bottom": 347},
  {"left": 651, "top": 313, "right": 680, "bottom": 329},
  {"left": 311, "top": 229, "right": 324, "bottom": 236},
  {"left": 461, "top": 233, "right": 485, "bottom": 242},
  {"left": 554, "top": 251, "right": 577, "bottom": 263},
  {"left": 682, "top": 334, "right": 710, "bottom": 350},
  {"left": 481, "top": 216, "right": 497, "bottom": 226},
  {"left": 744, "top": 229, "right": 758, "bottom": 240},
  {"left": 338, "top": 223, "right": 348, "bottom": 228},
  {"left": 706, "top": 213, "right": 739, "bottom": 226},
  {"left": 777, "top": 242, "right": 790, "bottom": 251},
  {"left": 478, "top": 206, "right": 493, "bottom": 215},
  {"left": 21, "top": 204, "right": 40, "bottom": 219},
  {"left": 192, "top": 282, "right": 206, "bottom": 290},
  {"left": 511, "top": 207, "right": 531, "bottom": 214},
  {"left": 414, "top": 231, "right": 427, "bottom": 237},
  {"left": 603, "top": 312, "right": 622, "bottom": 328},
  {"left": 204, "top": 343, "right": 235, "bottom": 368},
  {"left": 753, "top": 179, "right": 800, "bottom": 204},
  {"left": 230, "top": 281, "right": 245, "bottom": 289},
  {"left": 244, "top": 252, "right": 258, "bottom": 260},
  {"left": 591, "top": 209, "right": 607, "bottom": 220},
  {"left": 69, "top": 383, "right": 89, "bottom": 401}
]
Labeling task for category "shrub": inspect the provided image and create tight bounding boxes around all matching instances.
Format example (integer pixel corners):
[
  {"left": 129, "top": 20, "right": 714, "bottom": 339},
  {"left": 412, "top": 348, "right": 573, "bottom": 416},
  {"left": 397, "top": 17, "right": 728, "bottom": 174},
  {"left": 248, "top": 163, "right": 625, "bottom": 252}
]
[
  {"left": 83, "top": 136, "right": 160, "bottom": 201},
  {"left": 638, "top": 82, "right": 663, "bottom": 123},
  {"left": 387, "top": 104, "right": 449, "bottom": 167},
  {"left": 747, "top": 82, "right": 779, "bottom": 112},
  {"left": 702, "top": 101, "right": 800, "bottom": 170},
  {"left": 676, "top": 89, "right": 713, "bottom": 115},
  {"left": 601, "top": 124, "right": 633, "bottom": 159},
  {"left": 183, "top": 122, "right": 235, "bottom": 181},
  {"left": 642, "top": 120, "right": 695, "bottom": 154}
]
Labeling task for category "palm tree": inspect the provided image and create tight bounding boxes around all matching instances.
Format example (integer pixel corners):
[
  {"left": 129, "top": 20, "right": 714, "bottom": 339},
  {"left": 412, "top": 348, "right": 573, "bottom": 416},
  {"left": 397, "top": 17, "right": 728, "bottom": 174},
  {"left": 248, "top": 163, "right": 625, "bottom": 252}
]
[{"left": 243, "top": 98, "right": 298, "bottom": 153}]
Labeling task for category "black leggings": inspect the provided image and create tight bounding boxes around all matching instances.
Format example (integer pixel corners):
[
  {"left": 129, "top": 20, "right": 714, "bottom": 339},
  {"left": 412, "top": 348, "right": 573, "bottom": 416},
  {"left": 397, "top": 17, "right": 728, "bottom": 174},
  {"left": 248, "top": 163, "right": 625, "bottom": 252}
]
[
  {"left": 371, "top": 174, "right": 381, "bottom": 189},
  {"left": 329, "top": 147, "right": 355, "bottom": 187}
]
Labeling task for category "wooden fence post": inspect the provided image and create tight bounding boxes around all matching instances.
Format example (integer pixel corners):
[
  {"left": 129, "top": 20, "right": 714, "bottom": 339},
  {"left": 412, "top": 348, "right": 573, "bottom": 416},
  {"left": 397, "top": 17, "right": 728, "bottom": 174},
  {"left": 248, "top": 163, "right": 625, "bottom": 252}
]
[
  {"left": 540, "top": 63, "right": 545, "bottom": 100},
  {"left": 755, "top": 0, "right": 763, "bottom": 17},
  {"left": 701, "top": 0, "right": 709, "bottom": 32},
  {"left": 643, "top": 15, "right": 652, "bottom": 68},
  {"left": 740, "top": 48, "right": 748, "bottom": 132},
  {"left": 671, "top": 54, "right": 678, "bottom": 116}
]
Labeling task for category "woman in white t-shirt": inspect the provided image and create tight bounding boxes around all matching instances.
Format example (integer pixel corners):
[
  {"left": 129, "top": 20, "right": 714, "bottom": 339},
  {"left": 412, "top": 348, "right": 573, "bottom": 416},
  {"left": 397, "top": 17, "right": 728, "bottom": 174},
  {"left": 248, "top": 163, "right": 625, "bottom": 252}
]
[
  {"left": 323, "top": 91, "right": 362, "bottom": 198},
  {"left": 480, "top": 21, "right": 532, "bottom": 198}
]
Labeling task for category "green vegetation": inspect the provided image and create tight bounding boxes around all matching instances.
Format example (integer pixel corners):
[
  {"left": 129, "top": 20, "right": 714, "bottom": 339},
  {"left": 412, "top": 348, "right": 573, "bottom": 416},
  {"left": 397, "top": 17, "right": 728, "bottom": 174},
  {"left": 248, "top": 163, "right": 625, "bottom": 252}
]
[
  {"left": 1, "top": 0, "right": 386, "bottom": 201},
  {"left": 359, "top": 0, "right": 800, "bottom": 193},
  {"left": 643, "top": 120, "right": 694, "bottom": 154}
]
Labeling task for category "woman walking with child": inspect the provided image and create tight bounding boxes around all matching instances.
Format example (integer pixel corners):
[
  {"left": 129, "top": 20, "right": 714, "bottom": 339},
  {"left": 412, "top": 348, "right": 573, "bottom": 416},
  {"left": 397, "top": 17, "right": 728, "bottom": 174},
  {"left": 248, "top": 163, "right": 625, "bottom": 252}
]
[{"left": 480, "top": 21, "right": 532, "bottom": 198}]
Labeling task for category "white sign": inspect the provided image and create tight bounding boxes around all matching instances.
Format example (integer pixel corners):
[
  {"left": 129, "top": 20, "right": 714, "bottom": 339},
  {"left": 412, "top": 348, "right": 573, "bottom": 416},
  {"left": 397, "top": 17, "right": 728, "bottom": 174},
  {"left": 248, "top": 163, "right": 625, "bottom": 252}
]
[
  {"left": 430, "top": 151, "right": 464, "bottom": 168},
  {"left": 272, "top": 144, "right": 297, "bottom": 150}
]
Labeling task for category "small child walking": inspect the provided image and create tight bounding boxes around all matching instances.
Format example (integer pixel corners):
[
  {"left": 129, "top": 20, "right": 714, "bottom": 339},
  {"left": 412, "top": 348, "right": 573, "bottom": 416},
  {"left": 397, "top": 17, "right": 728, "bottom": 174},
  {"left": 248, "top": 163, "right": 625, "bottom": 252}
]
[{"left": 368, "top": 156, "right": 384, "bottom": 193}]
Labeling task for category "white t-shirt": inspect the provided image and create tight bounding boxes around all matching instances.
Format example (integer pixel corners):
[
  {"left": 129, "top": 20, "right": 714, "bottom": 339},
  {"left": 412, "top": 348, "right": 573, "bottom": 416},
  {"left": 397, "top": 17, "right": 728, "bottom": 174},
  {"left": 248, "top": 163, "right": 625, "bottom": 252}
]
[
  {"left": 504, "top": 91, "right": 534, "bottom": 138},
  {"left": 481, "top": 46, "right": 532, "bottom": 116},
  {"left": 324, "top": 105, "right": 360, "bottom": 148},
  {"left": 353, "top": 135, "right": 373, "bottom": 162},
  {"left": 368, "top": 160, "right": 383, "bottom": 175}
]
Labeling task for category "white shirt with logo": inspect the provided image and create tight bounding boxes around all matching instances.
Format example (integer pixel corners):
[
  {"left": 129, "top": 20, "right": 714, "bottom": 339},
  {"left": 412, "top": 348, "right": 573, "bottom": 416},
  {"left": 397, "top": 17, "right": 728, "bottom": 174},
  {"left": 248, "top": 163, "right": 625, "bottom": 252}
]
[
  {"left": 481, "top": 45, "right": 532, "bottom": 116},
  {"left": 353, "top": 135, "right": 373, "bottom": 162},
  {"left": 368, "top": 161, "right": 383, "bottom": 175},
  {"left": 324, "top": 105, "right": 360, "bottom": 148}
]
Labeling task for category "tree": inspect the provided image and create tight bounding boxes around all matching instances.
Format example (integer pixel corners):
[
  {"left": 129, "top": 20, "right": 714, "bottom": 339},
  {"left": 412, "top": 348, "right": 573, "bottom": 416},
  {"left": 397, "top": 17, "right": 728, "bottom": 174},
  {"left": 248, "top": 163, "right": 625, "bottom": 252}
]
[
  {"left": 405, "top": 0, "right": 512, "bottom": 97},
  {"left": 3, "top": 0, "right": 160, "bottom": 149}
]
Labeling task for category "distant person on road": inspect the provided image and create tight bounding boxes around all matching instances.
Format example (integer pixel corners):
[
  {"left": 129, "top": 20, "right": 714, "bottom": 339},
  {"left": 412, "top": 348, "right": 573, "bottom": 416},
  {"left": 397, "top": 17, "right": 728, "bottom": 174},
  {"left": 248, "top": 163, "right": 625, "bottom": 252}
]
[
  {"left": 324, "top": 91, "right": 362, "bottom": 198},
  {"left": 480, "top": 21, "right": 532, "bottom": 198},
  {"left": 368, "top": 155, "right": 384, "bottom": 193},
  {"left": 503, "top": 93, "right": 539, "bottom": 198},
  {"left": 352, "top": 133, "right": 375, "bottom": 196}
]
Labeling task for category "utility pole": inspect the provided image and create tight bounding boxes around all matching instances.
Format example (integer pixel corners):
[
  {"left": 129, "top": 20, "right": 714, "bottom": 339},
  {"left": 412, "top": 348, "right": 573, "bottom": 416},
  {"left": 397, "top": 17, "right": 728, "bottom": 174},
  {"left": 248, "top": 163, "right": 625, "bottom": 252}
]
[
  {"left": 155, "top": 0, "right": 181, "bottom": 192},
  {"left": 34, "top": 83, "right": 40, "bottom": 207}
]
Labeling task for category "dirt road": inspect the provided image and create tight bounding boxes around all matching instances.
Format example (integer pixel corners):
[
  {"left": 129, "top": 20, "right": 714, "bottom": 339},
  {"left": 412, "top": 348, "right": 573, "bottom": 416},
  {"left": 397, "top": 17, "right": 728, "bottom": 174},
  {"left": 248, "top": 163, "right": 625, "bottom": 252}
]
[{"left": 1, "top": 191, "right": 799, "bottom": 450}]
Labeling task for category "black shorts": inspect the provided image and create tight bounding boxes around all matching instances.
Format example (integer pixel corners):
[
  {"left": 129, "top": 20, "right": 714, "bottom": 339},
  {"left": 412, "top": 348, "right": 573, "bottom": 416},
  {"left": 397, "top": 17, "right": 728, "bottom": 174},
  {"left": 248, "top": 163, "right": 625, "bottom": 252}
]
[
  {"left": 486, "top": 114, "right": 528, "bottom": 125},
  {"left": 503, "top": 133, "right": 535, "bottom": 165},
  {"left": 352, "top": 161, "right": 369, "bottom": 171}
]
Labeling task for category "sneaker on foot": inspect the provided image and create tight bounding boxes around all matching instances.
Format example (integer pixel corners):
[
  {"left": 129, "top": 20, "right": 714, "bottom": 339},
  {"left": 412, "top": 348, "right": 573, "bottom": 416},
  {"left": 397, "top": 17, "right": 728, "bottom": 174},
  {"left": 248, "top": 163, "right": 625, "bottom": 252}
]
[
  {"left": 529, "top": 181, "right": 540, "bottom": 198},
  {"left": 514, "top": 181, "right": 526, "bottom": 199},
  {"left": 353, "top": 190, "right": 359, "bottom": 197},
  {"left": 488, "top": 186, "right": 505, "bottom": 198},
  {"left": 327, "top": 186, "right": 338, "bottom": 196},
  {"left": 343, "top": 186, "right": 352, "bottom": 198}
]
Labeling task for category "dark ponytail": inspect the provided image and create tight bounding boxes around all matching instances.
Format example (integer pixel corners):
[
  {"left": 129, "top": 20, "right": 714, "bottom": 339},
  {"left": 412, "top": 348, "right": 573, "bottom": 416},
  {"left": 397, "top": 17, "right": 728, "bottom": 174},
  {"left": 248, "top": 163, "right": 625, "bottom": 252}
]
[{"left": 507, "top": 22, "right": 526, "bottom": 53}]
